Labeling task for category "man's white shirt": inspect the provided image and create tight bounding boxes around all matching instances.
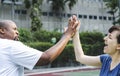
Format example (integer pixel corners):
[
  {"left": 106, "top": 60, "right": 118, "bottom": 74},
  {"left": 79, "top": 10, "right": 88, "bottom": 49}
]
[{"left": 0, "top": 38, "right": 43, "bottom": 76}]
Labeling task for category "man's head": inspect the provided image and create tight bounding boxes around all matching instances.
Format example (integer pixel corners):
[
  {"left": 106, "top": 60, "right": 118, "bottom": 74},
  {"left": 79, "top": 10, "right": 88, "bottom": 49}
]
[{"left": 0, "top": 20, "right": 19, "bottom": 40}]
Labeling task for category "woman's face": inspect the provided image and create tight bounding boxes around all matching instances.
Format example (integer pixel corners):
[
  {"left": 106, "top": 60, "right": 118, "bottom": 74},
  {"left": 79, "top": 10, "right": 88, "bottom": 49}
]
[{"left": 103, "top": 30, "right": 119, "bottom": 55}]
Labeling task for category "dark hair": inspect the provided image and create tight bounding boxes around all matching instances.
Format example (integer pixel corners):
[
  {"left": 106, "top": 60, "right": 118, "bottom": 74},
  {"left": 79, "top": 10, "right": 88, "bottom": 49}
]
[{"left": 109, "top": 25, "right": 120, "bottom": 44}]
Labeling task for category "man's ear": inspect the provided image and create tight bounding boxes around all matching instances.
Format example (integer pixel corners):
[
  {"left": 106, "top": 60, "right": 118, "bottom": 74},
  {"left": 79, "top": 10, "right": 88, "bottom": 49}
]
[
  {"left": 117, "top": 44, "right": 120, "bottom": 50},
  {"left": 0, "top": 28, "right": 5, "bottom": 34}
]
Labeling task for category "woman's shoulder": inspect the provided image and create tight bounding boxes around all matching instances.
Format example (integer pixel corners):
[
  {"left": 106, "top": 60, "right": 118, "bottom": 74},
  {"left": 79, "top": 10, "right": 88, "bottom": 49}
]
[{"left": 100, "top": 54, "right": 111, "bottom": 63}]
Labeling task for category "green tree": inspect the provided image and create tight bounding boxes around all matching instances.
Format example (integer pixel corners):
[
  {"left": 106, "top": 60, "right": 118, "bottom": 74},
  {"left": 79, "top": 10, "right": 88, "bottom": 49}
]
[
  {"left": 103, "top": 0, "right": 120, "bottom": 25},
  {"left": 24, "top": 0, "right": 43, "bottom": 32},
  {"left": 47, "top": 0, "right": 77, "bottom": 12},
  {"left": 47, "top": 0, "right": 78, "bottom": 32}
]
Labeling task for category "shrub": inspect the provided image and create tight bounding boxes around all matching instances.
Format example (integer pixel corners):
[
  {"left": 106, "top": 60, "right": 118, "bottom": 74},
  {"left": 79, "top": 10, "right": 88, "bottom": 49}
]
[
  {"left": 32, "top": 30, "right": 62, "bottom": 42},
  {"left": 80, "top": 31, "right": 104, "bottom": 55},
  {"left": 26, "top": 42, "right": 53, "bottom": 51},
  {"left": 18, "top": 28, "right": 33, "bottom": 42},
  {"left": 20, "top": 29, "right": 104, "bottom": 67},
  {"left": 80, "top": 31, "right": 104, "bottom": 44}
]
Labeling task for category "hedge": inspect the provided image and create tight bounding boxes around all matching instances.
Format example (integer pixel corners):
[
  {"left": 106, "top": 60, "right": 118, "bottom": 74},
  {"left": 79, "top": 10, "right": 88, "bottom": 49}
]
[
  {"left": 26, "top": 41, "right": 104, "bottom": 67},
  {"left": 19, "top": 29, "right": 104, "bottom": 67}
]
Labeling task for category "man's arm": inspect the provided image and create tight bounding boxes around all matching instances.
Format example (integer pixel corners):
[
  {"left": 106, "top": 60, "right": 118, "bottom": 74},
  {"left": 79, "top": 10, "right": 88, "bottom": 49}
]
[
  {"left": 35, "top": 15, "right": 78, "bottom": 66},
  {"left": 73, "top": 20, "right": 101, "bottom": 66}
]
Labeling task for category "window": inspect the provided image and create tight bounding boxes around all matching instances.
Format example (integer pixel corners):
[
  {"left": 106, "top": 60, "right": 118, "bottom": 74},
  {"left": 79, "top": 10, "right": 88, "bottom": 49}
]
[
  {"left": 89, "top": 15, "right": 92, "bottom": 19},
  {"left": 55, "top": 13, "right": 60, "bottom": 17},
  {"left": 67, "top": 14, "right": 71, "bottom": 17},
  {"left": 79, "top": 14, "right": 82, "bottom": 18},
  {"left": 21, "top": 10, "right": 27, "bottom": 14},
  {"left": 61, "top": 13, "right": 66, "bottom": 17},
  {"left": 15, "top": 9, "right": 27, "bottom": 14},
  {"left": 83, "top": 15, "right": 87, "bottom": 19},
  {"left": 108, "top": 17, "right": 112, "bottom": 20},
  {"left": 15, "top": 9, "right": 21, "bottom": 14},
  {"left": 49, "top": 12, "right": 53, "bottom": 16},
  {"left": 103, "top": 16, "right": 107, "bottom": 20},
  {"left": 94, "top": 16, "right": 97, "bottom": 20},
  {"left": 99, "top": 16, "right": 102, "bottom": 20},
  {"left": 113, "top": 17, "right": 115, "bottom": 20},
  {"left": 42, "top": 12, "right": 47, "bottom": 16}
]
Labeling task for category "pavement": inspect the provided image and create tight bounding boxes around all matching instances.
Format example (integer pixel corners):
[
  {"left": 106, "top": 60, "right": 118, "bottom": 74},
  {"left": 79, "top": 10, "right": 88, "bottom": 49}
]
[{"left": 24, "top": 66, "right": 100, "bottom": 76}]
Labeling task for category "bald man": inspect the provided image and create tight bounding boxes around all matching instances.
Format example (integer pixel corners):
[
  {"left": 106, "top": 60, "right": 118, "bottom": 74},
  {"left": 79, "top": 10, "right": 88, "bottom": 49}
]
[{"left": 0, "top": 15, "right": 79, "bottom": 76}]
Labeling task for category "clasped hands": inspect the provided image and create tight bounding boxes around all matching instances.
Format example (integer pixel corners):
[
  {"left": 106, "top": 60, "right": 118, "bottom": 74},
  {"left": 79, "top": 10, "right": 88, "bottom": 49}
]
[{"left": 64, "top": 15, "right": 80, "bottom": 38}]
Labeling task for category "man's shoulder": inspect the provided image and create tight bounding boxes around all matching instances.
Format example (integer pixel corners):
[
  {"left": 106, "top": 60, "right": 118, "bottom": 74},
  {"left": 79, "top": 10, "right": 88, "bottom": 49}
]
[{"left": 0, "top": 38, "right": 22, "bottom": 45}]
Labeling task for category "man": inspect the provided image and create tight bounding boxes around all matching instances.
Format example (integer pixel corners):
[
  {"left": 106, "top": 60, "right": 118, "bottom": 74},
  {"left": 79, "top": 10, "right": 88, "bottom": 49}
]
[
  {"left": 73, "top": 17, "right": 120, "bottom": 76},
  {"left": 0, "top": 15, "right": 78, "bottom": 76}
]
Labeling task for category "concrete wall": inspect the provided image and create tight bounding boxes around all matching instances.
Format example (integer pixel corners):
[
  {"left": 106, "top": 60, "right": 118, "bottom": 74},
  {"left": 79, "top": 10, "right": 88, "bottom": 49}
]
[
  {"left": 0, "top": 0, "right": 114, "bottom": 34},
  {"left": 41, "top": 0, "right": 113, "bottom": 34}
]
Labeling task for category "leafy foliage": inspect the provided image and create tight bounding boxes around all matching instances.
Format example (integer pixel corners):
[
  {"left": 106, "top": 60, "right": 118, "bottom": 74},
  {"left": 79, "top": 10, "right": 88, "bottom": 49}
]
[
  {"left": 47, "top": 0, "right": 78, "bottom": 12},
  {"left": 32, "top": 30, "right": 62, "bottom": 42},
  {"left": 80, "top": 31, "right": 104, "bottom": 56},
  {"left": 80, "top": 31, "right": 104, "bottom": 44},
  {"left": 103, "top": 0, "right": 120, "bottom": 25},
  {"left": 21, "top": 30, "right": 104, "bottom": 67},
  {"left": 24, "top": 0, "right": 43, "bottom": 32},
  {"left": 18, "top": 28, "right": 33, "bottom": 42},
  {"left": 19, "top": 28, "right": 104, "bottom": 67}
]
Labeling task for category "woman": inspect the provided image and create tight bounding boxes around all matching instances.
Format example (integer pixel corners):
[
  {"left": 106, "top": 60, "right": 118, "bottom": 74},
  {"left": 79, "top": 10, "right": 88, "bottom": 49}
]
[{"left": 73, "top": 20, "right": 120, "bottom": 76}]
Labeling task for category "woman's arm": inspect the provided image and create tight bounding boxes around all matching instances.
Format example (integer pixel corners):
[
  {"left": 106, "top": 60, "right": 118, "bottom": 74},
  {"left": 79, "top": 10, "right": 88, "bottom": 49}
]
[{"left": 73, "top": 21, "right": 101, "bottom": 66}]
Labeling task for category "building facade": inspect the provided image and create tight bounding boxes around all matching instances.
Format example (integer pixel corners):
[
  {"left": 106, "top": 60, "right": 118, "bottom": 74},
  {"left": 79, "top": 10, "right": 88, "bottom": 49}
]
[{"left": 0, "top": 0, "right": 114, "bottom": 33}]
